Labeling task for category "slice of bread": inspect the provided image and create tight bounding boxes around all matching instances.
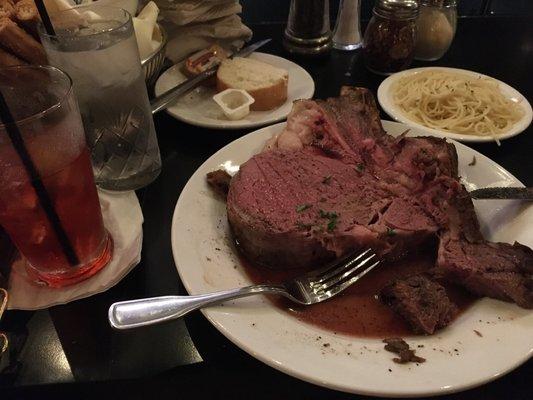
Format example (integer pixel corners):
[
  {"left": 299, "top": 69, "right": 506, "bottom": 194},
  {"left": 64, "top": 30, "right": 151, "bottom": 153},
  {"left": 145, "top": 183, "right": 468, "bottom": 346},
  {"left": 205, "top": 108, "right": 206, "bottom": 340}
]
[{"left": 216, "top": 57, "right": 288, "bottom": 111}]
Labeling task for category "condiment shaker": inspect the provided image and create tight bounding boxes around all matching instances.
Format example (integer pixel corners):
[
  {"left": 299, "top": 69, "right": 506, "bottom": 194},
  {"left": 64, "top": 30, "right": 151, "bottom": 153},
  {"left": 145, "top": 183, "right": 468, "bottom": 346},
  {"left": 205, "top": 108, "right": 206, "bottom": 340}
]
[
  {"left": 284, "top": 0, "right": 332, "bottom": 56},
  {"left": 363, "top": 0, "right": 419, "bottom": 75},
  {"left": 333, "top": 0, "right": 363, "bottom": 50},
  {"left": 414, "top": 0, "right": 457, "bottom": 61}
]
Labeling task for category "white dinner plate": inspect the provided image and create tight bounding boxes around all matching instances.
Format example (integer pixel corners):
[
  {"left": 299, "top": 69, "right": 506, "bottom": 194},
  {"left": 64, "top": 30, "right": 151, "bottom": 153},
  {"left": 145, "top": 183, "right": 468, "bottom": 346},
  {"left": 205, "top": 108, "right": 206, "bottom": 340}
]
[
  {"left": 377, "top": 67, "right": 533, "bottom": 143},
  {"left": 155, "top": 52, "right": 315, "bottom": 130},
  {"left": 171, "top": 121, "right": 533, "bottom": 397}
]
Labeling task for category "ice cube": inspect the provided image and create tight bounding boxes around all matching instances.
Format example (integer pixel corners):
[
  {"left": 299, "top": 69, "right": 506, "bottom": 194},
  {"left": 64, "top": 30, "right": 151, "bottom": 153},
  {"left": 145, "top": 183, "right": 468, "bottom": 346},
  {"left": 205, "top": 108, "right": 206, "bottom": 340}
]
[
  {"left": 30, "top": 222, "right": 47, "bottom": 245},
  {"left": 18, "top": 184, "right": 38, "bottom": 210}
]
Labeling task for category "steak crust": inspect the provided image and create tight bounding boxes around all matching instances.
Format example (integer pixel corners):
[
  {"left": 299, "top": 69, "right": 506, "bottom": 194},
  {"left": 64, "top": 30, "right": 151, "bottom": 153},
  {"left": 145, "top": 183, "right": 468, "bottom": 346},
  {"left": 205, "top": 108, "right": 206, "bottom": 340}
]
[{"left": 381, "top": 275, "right": 458, "bottom": 334}]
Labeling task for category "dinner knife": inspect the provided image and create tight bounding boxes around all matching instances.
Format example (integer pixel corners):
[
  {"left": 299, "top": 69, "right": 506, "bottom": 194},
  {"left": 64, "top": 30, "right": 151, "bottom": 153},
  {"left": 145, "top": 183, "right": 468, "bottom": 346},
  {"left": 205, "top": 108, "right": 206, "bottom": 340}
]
[
  {"left": 469, "top": 187, "right": 533, "bottom": 200},
  {"left": 150, "top": 38, "right": 272, "bottom": 115}
]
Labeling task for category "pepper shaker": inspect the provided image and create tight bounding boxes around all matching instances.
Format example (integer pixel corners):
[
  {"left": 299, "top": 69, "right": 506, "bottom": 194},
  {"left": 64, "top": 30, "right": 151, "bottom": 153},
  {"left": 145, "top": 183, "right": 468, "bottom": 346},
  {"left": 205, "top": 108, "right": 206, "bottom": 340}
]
[
  {"left": 363, "top": 0, "right": 419, "bottom": 75},
  {"left": 332, "top": 0, "right": 363, "bottom": 50},
  {"left": 284, "top": 0, "right": 332, "bottom": 56}
]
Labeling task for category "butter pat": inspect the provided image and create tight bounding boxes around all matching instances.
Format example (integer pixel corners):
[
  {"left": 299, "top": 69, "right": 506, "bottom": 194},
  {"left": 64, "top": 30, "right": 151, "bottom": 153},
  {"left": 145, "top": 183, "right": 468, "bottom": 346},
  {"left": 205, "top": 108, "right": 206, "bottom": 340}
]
[{"left": 213, "top": 89, "right": 255, "bottom": 120}]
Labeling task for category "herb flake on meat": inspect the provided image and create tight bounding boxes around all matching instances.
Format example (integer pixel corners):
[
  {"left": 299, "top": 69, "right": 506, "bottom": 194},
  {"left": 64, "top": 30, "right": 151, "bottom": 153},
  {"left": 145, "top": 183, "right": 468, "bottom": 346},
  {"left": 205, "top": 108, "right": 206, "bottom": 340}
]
[
  {"left": 356, "top": 163, "right": 365, "bottom": 172},
  {"left": 327, "top": 218, "right": 338, "bottom": 232},
  {"left": 322, "top": 175, "right": 332, "bottom": 184},
  {"left": 296, "top": 204, "right": 312, "bottom": 213},
  {"left": 295, "top": 221, "right": 313, "bottom": 230},
  {"left": 386, "top": 227, "right": 396, "bottom": 236},
  {"left": 319, "top": 210, "right": 339, "bottom": 232}
]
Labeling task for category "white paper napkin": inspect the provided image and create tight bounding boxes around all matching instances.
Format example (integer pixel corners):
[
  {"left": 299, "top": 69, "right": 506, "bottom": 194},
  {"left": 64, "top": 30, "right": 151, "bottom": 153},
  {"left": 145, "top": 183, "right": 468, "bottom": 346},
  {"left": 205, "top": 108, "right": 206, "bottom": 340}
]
[
  {"left": 133, "top": 1, "right": 161, "bottom": 59},
  {"left": 164, "top": 14, "right": 252, "bottom": 63},
  {"left": 7, "top": 190, "right": 143, "bottom": 310},
  {"left": 159, "top": 0, "right": 242, "bottom": 26}
]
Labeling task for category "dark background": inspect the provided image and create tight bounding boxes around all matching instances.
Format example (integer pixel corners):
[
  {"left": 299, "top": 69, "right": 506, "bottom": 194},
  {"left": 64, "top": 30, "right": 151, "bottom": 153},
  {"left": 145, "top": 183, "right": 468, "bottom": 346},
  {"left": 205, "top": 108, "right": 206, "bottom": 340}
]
[{"left": 240, "top": 0, "right": 533, "bottom": 24}]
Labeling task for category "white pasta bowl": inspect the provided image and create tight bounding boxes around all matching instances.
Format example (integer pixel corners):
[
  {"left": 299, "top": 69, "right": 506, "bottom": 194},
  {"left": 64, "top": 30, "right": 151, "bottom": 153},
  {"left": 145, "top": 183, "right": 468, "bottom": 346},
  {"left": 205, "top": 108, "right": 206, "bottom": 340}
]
[{"left": 377, "top": 67, "right": 532, "bottom": 143}]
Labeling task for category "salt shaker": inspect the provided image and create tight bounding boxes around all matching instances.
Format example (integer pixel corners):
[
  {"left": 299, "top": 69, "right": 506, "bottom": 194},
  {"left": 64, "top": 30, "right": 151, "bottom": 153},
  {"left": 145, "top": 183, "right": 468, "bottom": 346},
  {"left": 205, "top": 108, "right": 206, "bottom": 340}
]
[
  {"left": 363, "top": 0, "right": 419, "bottom": 75},
  {"left": 284, "top": 0, "right": 332, "bottom": 55},
  {"left": 332, "top": 0, "right": 363, "bottom": 50}
]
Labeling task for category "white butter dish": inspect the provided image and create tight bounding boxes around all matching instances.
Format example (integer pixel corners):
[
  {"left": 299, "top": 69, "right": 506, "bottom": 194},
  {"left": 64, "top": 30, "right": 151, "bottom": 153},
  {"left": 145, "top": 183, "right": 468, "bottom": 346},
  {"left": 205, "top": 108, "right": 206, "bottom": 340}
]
[{"left": 213, "top": 89, "right": 255, "bottom": 120}]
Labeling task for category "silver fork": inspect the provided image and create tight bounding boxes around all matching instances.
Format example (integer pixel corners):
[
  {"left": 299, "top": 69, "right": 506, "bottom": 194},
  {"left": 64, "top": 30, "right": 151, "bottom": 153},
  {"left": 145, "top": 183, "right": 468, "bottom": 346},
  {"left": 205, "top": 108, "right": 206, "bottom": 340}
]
[{"left": 108, "top": 249, "right": 379, "bottom": 330}]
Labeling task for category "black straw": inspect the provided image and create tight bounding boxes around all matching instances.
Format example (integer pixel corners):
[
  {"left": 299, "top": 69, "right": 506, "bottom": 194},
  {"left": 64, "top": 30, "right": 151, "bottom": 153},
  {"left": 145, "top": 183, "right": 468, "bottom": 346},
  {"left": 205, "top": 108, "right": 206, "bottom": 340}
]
[
  {"left": 34, "top": 0, "right": 56, "bottom": 36},
  {"left": 0, "top": 90, "right": 79, "bottom": 266}
]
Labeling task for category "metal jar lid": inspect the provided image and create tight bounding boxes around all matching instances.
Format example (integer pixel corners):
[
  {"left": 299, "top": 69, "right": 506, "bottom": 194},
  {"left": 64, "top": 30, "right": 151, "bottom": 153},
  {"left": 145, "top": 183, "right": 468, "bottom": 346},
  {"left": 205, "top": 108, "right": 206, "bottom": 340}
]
[
  {"left": 374, "top": 0, "right": 419, "bottom": 19},
  {"left": 419, "top": 0, "right": 456, "bottom": 6}
]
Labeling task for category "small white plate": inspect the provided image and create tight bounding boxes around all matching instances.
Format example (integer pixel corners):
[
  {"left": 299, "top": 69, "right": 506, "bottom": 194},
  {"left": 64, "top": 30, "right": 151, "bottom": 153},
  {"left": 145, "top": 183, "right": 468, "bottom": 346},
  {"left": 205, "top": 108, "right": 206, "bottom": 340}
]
[
  {"left": 377, "top": 67, "right": 533, "bottom": 143},
  {"left": 155, "top": 52, "right": 315, "bottom": 130},
  {"left": 171, "top": 121, "right": 533, "bottom": 397}
]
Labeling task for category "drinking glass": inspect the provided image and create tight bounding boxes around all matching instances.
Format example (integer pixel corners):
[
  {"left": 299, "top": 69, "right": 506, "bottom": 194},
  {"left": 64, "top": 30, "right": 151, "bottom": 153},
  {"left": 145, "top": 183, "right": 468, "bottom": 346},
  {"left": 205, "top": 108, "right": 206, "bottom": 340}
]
[
  {"left": 39, "top": 5, "right": 161, "bottom": 191},
  {"left": 0, "top": 66, "right": 113, "bottom": 287}
]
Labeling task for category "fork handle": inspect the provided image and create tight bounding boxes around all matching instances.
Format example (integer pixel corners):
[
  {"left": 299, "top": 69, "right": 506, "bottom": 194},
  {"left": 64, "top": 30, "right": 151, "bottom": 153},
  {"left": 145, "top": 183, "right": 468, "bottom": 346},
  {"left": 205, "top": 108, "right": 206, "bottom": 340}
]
[{"left": 108, "top": 285, "right": 286, "bottom": 330}]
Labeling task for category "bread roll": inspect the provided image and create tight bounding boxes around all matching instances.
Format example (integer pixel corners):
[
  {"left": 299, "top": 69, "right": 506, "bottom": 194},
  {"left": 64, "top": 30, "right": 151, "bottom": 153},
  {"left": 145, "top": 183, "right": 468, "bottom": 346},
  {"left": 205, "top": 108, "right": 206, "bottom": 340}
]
[
  {"left": 14, "top": 0, "right": 39, "bottom": 37},
  {"left": 216, "top": 57, "right": 288, "bottom": 111},
  {"left": 0, "top": 0, "right": 14, "bottom": 20},
  {"left": 0, "top": 17, "right": 46, "bottom": 64},
  {"left": 0, "top": 46, "right": 25, "bottom": 67}
]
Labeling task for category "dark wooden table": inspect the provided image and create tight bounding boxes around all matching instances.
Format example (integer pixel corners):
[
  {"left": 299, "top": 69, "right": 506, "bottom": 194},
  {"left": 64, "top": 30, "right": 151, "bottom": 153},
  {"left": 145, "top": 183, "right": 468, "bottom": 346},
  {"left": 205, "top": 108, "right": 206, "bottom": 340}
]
[{"left": 2, "top": 16, "right": 532, "bottom": 400}]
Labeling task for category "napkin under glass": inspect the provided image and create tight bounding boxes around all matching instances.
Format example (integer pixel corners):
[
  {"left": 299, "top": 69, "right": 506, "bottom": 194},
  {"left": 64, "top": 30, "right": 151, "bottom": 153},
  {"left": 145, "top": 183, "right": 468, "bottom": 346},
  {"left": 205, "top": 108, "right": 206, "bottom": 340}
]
[{"left": 6, "top": 190, "right": 143, "bottom": 310}]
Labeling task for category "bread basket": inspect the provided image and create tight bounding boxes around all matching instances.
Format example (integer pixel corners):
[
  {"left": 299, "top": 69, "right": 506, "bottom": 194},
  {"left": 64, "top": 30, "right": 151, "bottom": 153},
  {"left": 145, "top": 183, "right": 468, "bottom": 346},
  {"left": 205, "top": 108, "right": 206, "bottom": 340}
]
[{"left": 141, "top": 23, "right": 167, "bottom": 87}]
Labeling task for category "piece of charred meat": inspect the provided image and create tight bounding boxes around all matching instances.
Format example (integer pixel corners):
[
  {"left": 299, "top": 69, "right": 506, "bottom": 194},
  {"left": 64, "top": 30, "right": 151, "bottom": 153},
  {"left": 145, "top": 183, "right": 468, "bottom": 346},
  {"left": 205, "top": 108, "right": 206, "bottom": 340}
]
[
  {"left": 435, "top": 236, "right": 533, "bottom": 308},
  {"left": 206, "top": 169, "right": 232, "bottom": 199},
  {"left": 383, "top": 337, "right": 426, "bottom": 364},
  {"left": 380, "top": 275, "right": 458, "bottom": 335}
]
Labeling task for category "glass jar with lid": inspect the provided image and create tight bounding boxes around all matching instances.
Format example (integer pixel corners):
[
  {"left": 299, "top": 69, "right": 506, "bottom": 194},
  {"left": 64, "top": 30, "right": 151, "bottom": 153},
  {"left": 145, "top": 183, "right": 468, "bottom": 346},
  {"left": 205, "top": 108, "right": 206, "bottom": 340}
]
[
  {"left": 363, "top": 0, "right": 419, "bottom": 75},
  {"left": 414, "top": 0, "right": 457, "bottom": 61}
]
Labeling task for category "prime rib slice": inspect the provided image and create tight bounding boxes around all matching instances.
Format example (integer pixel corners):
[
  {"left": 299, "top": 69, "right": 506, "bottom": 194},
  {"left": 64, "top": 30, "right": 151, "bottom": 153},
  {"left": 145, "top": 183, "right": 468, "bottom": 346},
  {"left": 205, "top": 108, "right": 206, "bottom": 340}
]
[
  {"left": 228, "top": 150, "right": 438, "bottom": 268},
  {"left": 435, "top": 235, "right": 533, "bottom": 308},
  {"left": 380, "top": 275, "right": 458, "bottom": 335},
  {"left": 220, "top": 87, "right": 533, "bottom": 309}
]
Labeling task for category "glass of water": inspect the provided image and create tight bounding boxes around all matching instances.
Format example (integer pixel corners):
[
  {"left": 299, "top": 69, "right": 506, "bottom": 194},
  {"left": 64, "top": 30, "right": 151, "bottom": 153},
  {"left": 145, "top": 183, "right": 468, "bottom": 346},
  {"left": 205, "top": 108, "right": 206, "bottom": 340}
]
[{"left": 39, "top": 5, "right": 161, "bottom": 191}]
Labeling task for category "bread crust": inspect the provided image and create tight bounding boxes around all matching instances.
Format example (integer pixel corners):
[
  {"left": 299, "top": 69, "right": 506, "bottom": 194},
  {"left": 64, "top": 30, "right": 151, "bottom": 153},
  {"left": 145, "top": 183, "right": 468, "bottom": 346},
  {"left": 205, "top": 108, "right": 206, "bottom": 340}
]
[
  {"left": 216, "top": 58, "right": 288, "bottom": 111},
  {"left": 216, "top": 76, "right": 287, "bottom": 111},
  {"left": 0, "top": 17, "right": 46, "bottom": 64},
  {"left": 0, "top": 46, "right": 25, "bottom": 67}
]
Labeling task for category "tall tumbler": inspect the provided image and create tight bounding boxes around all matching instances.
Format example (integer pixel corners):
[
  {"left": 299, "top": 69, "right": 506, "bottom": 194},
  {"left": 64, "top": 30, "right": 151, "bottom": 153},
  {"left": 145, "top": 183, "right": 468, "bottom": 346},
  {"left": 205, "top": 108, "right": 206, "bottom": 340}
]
[
  {"left": 0, "top": 66, "right": 113, "bottom": 287},
  {"left": 39, "top": 5, "right": 161, "bottom": 191}
]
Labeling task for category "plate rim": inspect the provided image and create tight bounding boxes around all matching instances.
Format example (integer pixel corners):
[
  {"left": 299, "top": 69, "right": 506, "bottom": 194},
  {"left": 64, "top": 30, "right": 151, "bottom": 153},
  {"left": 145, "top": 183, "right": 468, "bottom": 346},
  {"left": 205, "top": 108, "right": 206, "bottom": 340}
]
[
  {"left": 155, "top": 52, "right": 315, "bottom": 130},
  {"left": 377, "top": 66, "right": 533, "bottom": 143},
  {"left": 171, "top": 120, "right": 532, "bottom": 396}
]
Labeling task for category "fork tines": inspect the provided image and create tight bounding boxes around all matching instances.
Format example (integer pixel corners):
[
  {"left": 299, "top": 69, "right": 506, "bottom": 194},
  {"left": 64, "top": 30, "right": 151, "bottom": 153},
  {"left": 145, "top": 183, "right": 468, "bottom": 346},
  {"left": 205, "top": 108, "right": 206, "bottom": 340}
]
[{"left": 312, "top": 249, "right": 379, "bottom": 296}]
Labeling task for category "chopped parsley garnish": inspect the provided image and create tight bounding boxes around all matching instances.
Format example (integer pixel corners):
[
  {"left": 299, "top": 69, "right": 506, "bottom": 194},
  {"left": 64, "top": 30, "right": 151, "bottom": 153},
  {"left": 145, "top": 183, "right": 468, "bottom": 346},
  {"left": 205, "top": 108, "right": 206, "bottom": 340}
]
[
  {"left": 322, "top": 175, "right": 332, "bottom": 184},
  {"left": 296, "top": 221, "right": 313, "bottom": 230},
  {"left": 319, "top": 209, "right": 337, "bottom": 219},
  {"left": 296, "top": 204, "right": 312, "bottom": 213},
  {"left": 319, "top": 210, "right": 339, "bottom": 232},
  {"left": 356, "top": 163, "right": 365, "bottom": 172},
  {"left": 327, "top": 218, "right": 338, "bottom": 232},
  {"left": 386, "top": 227, "right": 396, "bottom": 237}
]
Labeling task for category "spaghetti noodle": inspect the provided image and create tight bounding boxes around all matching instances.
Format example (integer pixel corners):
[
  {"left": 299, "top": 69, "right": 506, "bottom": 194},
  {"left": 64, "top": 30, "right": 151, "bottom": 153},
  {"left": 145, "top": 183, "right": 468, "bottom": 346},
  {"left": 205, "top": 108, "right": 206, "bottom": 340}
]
[{"left": 392, "top": 70, "right": 524, "bottom": 139}]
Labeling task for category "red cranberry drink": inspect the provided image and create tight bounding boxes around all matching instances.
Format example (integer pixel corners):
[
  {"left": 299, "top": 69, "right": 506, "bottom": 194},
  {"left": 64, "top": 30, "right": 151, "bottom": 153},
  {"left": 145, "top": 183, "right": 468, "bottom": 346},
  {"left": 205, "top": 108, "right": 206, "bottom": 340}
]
[{"left": 0, "top": 66, "right": 112, "bottom": 287}]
